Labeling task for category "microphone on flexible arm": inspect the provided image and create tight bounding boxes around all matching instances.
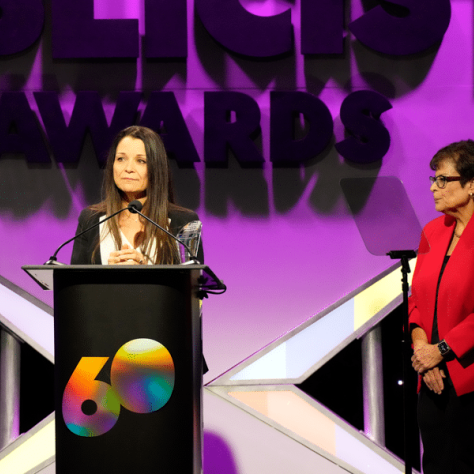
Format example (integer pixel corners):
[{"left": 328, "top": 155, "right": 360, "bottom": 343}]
[
  {"left": 44, "top": 201, "right": 144, "bottom": 265},
  {"left": 129, "top": 201, "right": 227, "bottom": 294},
  {"left": 127, "top": 200, "right": 200, "bottom": 264},
  {"left": 128, "top": 201, "right": 226, "bottom": 293},
  {"left": 45, "top": 200, "right": 226, "bottom": 294}
]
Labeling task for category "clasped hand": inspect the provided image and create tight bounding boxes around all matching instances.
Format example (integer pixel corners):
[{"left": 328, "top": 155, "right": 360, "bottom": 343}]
[
  {"left": 422, "top": 367, "right": 446, "bottom": 395},
  {"left": 412, "top": 341, "right": 445, "bottom": 394},
  {"left": 108, "top": 244, "right": 146, "bottom": 265},
  {"left": 411, "top": 342, "right": 443, "bottom": 373}
]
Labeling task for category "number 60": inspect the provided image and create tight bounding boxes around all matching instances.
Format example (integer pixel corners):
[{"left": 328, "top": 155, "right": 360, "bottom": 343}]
[{"left": 62, "top": 338, "right": 175, "bottom": 437}]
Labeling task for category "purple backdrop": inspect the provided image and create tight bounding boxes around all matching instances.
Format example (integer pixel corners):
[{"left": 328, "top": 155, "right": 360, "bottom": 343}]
[{"left": 0, "top": 0, "right": 469, "bottom": 471}]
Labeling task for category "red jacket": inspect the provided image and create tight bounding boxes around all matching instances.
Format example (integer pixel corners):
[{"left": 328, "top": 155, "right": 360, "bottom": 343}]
[{"left": 409, "top": 214, "right": 474, "bottom": 396}]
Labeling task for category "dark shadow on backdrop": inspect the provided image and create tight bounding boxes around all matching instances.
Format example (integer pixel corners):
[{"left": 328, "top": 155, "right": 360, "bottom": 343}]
[
  {"left": 272, "top": 137, "right": 333, "bottom": 214},
  {"left": 203, "top": 131, "right": 384, "bottom": 217},
  {"left": 204, "top": 152, "right": 269, "bottom": 217},
  {"left": 0, "top": 46, "right": 39, "bottom": 92},
  {"left": 140, "top": 46, "right": 187, "bottom": 92},
  {"left": 170, "top": 160, "right": 201, "bottom": 211},
  {"left": 312, "top": 149, "right": 382, "bottom": 215},
  {"left": 350, "top": 0, "right": 444, "bottom": 98},
  {"left": 40, "top": 0, "right": 138, "bottom": 96},
  {"left": 303, "top": 0, "right": 442, "bottom": 98},
  {"left": 203, "top": 431, "right": 239, "bottom": 474},
  {"left": 193, "top": 2, "right": 296, "bottom": 91},
  {"left": 303, "top": 0, "right": 351, "bottom": 95},
  {"left": 0, "top": 155, "right": 66, "bottom": 218},
  {"left": 0, "top": 137, "right": 103, "bottom": 219},
  {"left": 304, "top": 48, "right": 351, "bottom": 98},
  {"left": 231, "top": 51, "right": 297, "bottom": 92},
  {"left": 61, "top": 136, "right": 104, "bottom": 206},
  {"left": 273, "top": 136, "right": 383, "bottom": 215},
  {"left": 351, "top": 39, "right": 442, "bottom": 99},
  {"left": 193, "top": 9, "right": 227, "bottom": 89}
]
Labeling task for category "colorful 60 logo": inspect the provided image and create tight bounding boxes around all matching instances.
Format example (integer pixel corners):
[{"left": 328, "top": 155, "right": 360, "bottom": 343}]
[{"left": 62, "top": 338, "right": 175, "bottom": 437}]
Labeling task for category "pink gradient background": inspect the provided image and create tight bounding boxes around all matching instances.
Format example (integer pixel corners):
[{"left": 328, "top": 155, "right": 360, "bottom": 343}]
[
  {"left": 0, "top": 2, "right": 470, "bottom": 469},
  {"left": 1, "top": 0, "right": 466, "bottom": 382}
]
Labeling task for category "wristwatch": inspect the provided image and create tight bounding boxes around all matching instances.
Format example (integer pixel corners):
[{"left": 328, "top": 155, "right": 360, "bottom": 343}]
[{"left": 437, "top": 339, "right": 451, "bottom": 357}]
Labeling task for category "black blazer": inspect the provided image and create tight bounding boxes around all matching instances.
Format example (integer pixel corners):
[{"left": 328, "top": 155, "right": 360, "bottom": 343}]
[{"left": 71, "top": 205, "right": 204, "bottom": 264}]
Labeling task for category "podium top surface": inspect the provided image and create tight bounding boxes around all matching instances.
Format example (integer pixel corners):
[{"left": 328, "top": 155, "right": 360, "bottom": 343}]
[{"left": 22, "top": 264, "right": 222, "bottom": 292}]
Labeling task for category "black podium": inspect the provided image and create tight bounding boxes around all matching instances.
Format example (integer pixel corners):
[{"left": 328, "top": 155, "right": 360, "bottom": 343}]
[{"left": 23, "top": 264, "right": 215, "bottom": 474}]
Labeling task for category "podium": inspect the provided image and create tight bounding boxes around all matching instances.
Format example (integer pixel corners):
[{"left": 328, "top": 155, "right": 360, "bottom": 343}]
[{"left": 23, "top": 264, "right": 217, "bottom": 474}]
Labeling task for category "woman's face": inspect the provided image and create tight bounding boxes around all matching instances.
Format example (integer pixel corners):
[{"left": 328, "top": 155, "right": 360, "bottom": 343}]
[
  {"left": 430, "top": 159, "right": 472, "bottom": 214},
  {"left": 113, "top": 136, "right": 149, "bottom": 200}
]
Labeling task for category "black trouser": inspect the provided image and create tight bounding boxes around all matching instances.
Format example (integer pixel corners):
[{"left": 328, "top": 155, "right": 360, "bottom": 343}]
[{"left": 418, "top": 383, "right": 474, "bottom": 474}]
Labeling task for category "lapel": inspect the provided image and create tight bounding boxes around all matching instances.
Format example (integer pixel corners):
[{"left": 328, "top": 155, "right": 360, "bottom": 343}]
[
  {"left": 452, "top": 211, "right": 474, "bottom": 253},
  {"left": 412, "top": 216, "right": 453, "bottom": 340},
  {"left": 424, "top": 215, "right": 454, "bottom": 277},
  {"left": 437, "top": 213, "right": 474, "bottom": 334}
]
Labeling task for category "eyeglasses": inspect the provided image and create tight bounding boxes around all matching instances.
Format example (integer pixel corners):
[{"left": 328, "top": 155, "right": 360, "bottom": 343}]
[{"left": 429, "top": 175, "right": 462, "bottom": 189}]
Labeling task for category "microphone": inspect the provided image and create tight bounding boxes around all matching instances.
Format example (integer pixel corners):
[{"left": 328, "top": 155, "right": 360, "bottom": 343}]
[
  {"left": 45, "top": 199, "right": 226, "bottom": 293},
  {"left": 45, "top": 201, "right": 141, "bottom": 265},
  {"left": 127, "top": 200, "right": 200, "bottom": 264},
  {"left": 129, "top": 201, "right": 227, "bottom": 293}
]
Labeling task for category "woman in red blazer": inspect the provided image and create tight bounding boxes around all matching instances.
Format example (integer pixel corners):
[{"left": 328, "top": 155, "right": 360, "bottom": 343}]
[{"left": 410, "top": 140, "right": 474, "bottom": 474}]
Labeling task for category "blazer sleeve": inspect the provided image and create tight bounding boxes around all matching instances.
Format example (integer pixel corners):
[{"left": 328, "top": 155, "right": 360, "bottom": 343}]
[
  {"left": 71, "top": 209, "right": 99, "bottom": 264},
  {"left": 408, "top": 230, "right": 428, "bottom": 331},
  {"left": 445, "top": 314, "right": 474, "bottom": 359},
  {"left": 408, "top": 298, "right": 423, "bottom": 330}
]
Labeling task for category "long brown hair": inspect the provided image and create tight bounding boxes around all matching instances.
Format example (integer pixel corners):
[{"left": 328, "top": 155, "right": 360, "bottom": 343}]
[{"left": 91, "top": 126, "right": 180, "bottom": 264}]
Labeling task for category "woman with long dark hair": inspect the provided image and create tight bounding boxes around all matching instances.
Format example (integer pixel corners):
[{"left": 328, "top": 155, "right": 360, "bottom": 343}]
[{"left": 71, "top": 125, "right": 202, "bottom": 265}]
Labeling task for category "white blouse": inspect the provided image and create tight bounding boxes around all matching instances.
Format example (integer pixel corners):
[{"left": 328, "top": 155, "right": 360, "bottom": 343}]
[{"left": 99, "top": 216, "right": 157, "bottom": 265}]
